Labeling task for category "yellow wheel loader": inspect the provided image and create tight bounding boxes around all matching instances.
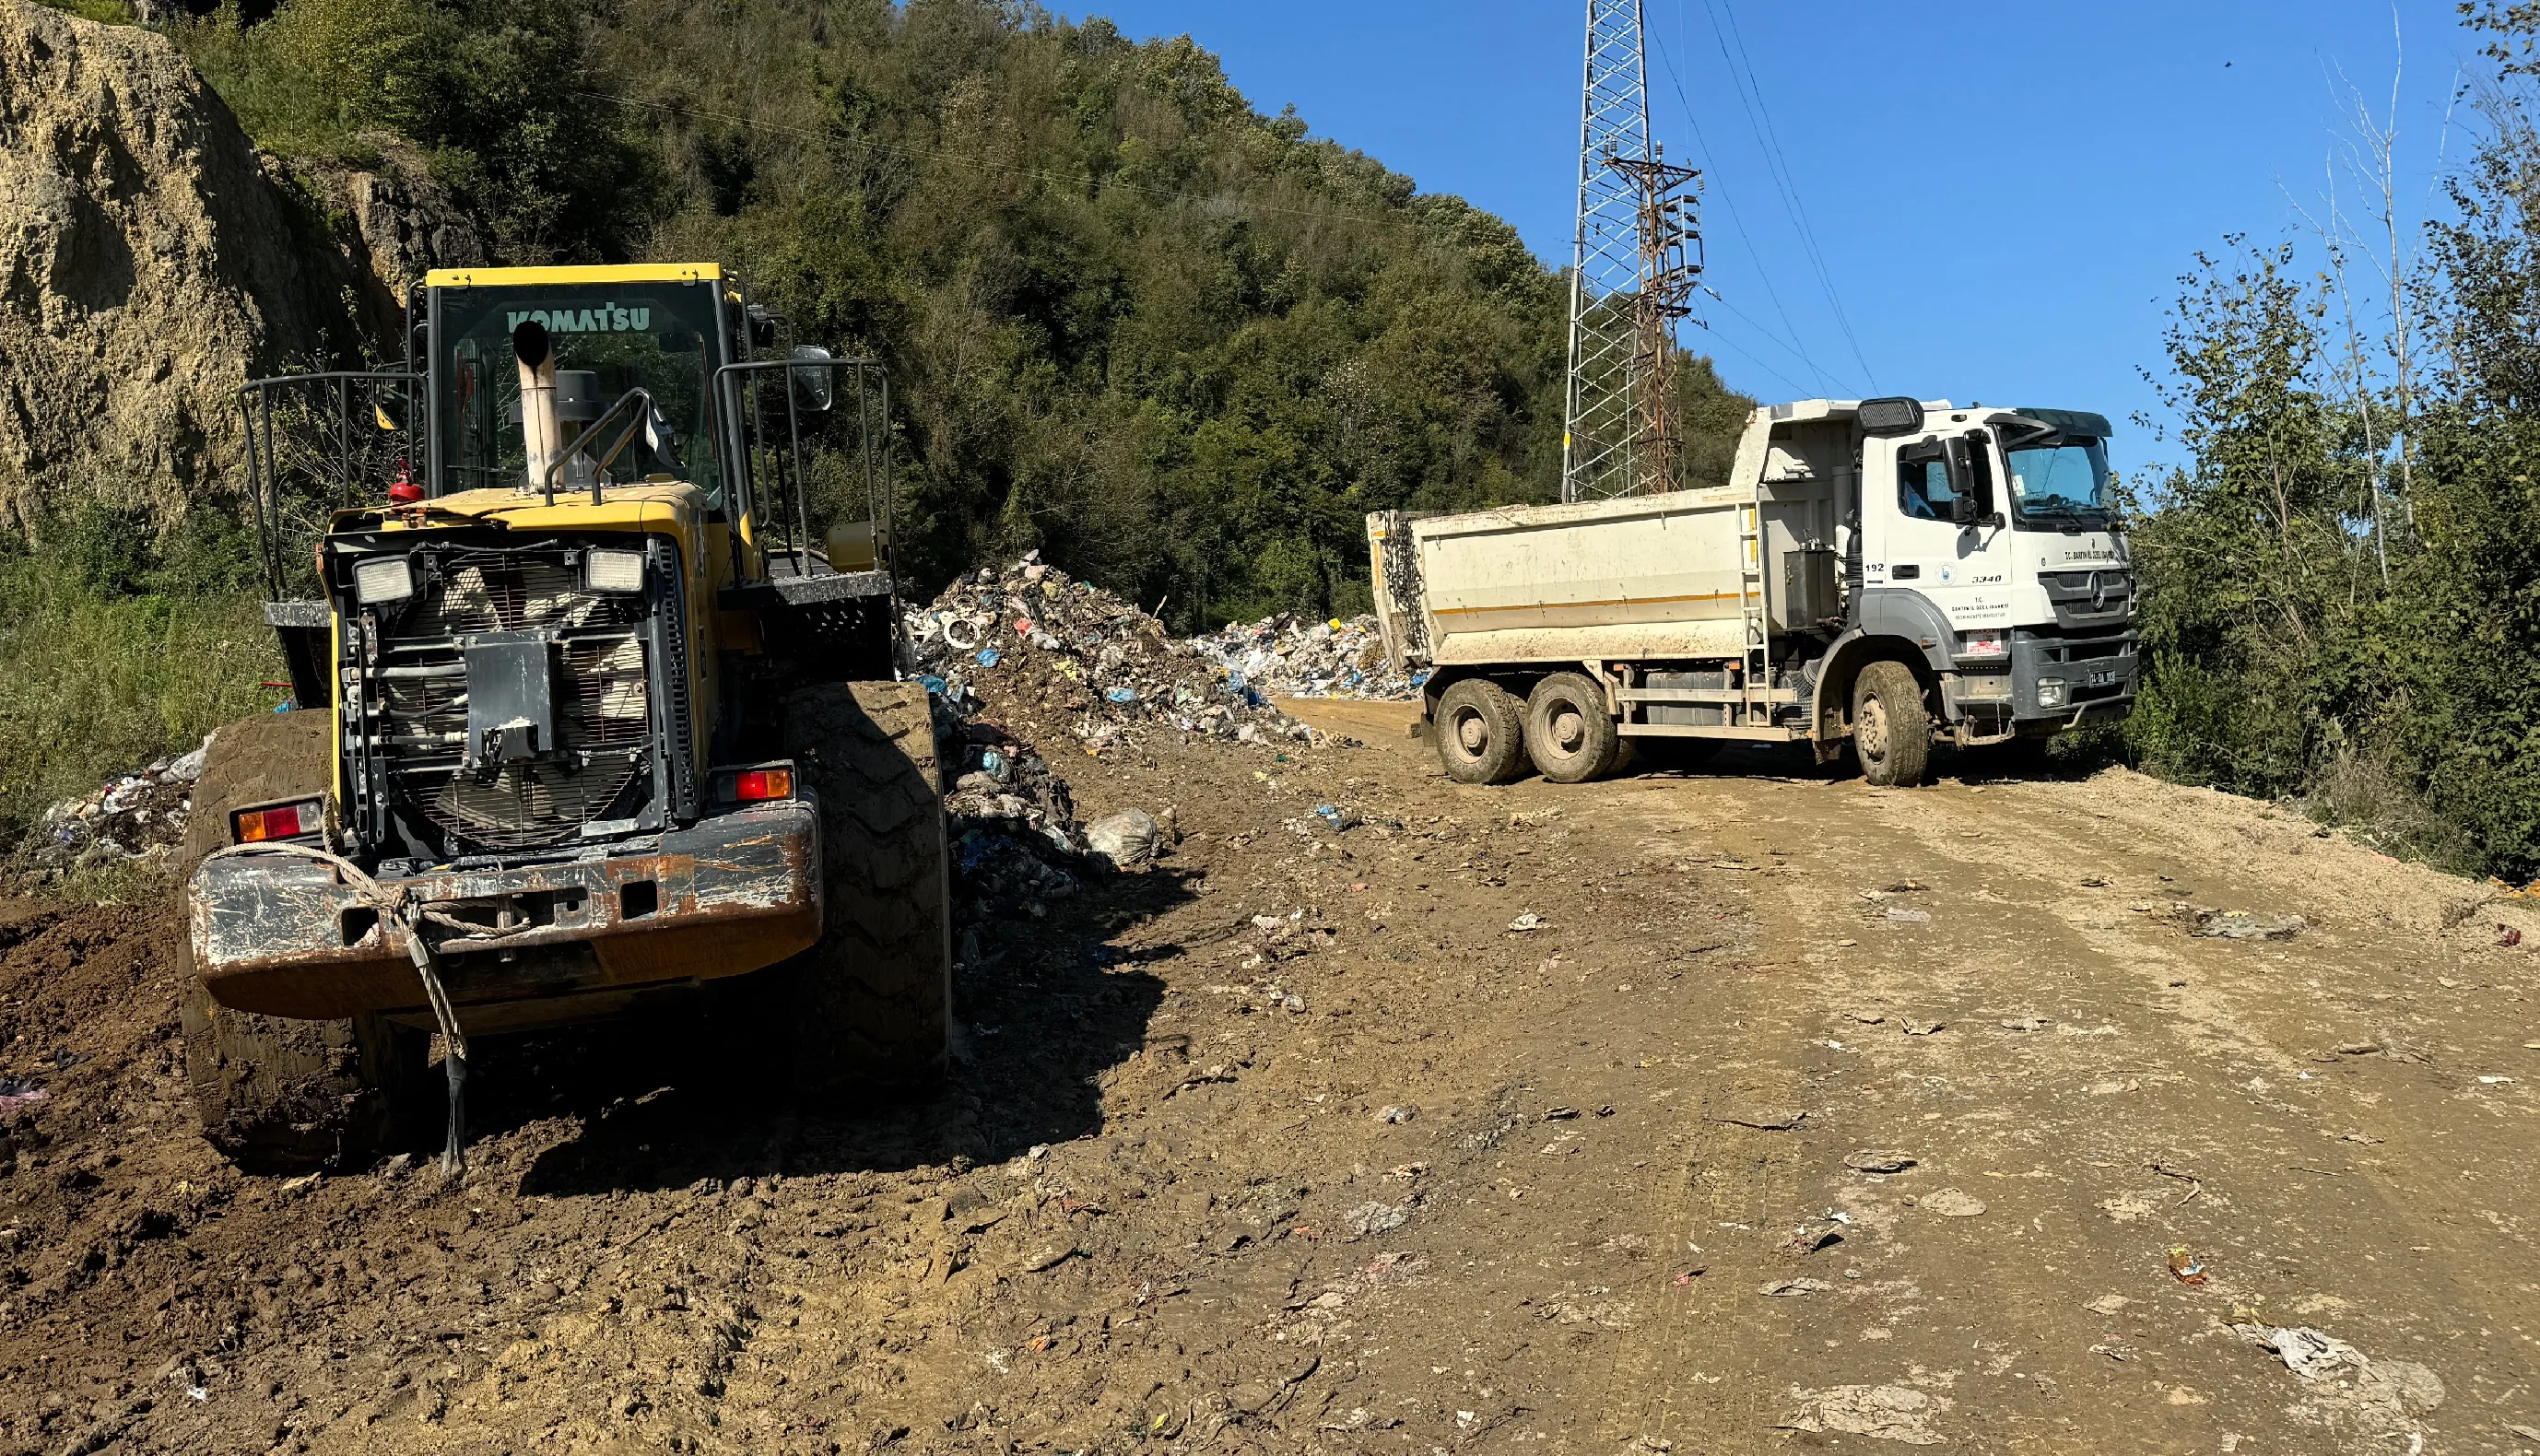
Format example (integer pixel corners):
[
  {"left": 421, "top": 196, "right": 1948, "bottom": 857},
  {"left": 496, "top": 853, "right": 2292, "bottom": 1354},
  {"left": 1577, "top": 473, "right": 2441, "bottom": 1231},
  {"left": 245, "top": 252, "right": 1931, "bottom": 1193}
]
[{"left": 179, "top": 264, "right": 947, "bottom": 1171}]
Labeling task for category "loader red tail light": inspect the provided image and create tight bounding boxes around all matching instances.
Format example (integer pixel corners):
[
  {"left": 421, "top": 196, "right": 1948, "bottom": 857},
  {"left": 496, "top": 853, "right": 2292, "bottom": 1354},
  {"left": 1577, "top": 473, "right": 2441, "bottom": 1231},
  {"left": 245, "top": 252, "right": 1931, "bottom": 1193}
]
[
  {"left": 712, "top": 765, "right": 796, "bottom": 804},
  {"left": 735, "top": 769, "right": 793, "bottom": 802},
  {"left": 231, "top": 799, "right": 323, "bottom": 845}
]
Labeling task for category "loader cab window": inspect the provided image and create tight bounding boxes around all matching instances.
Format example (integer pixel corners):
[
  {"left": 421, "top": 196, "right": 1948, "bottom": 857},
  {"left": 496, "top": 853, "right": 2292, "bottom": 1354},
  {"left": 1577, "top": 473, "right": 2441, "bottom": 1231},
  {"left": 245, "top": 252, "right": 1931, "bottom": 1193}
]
[
  {"left": 1897, "top": 443, "right": 1957, "bottom": 522},
  {"left": 435, "top": 282, "right": 728, "bottom": 506}
]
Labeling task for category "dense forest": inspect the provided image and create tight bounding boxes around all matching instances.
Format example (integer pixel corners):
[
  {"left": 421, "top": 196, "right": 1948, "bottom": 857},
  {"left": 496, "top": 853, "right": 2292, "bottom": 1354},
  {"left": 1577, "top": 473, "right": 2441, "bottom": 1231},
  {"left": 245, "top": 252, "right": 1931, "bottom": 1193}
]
[{"left": 167, "top": 0, "right": 1752, "bottom": 625}]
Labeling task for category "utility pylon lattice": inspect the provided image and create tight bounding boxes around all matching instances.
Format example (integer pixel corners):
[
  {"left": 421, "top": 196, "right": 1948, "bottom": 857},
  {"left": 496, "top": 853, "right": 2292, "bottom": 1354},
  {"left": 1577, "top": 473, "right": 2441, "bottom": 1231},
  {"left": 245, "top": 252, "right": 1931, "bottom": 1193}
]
[{"left": 1561, "top": 0, "right": 1702, "bottom": 502}]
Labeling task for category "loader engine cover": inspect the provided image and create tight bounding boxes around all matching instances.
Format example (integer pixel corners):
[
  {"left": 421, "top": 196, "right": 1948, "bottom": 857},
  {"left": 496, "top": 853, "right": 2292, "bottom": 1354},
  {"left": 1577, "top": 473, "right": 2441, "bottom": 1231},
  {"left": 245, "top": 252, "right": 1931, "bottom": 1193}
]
[{"left": 458, "top": 629, "right": 561, "bottom": 778}]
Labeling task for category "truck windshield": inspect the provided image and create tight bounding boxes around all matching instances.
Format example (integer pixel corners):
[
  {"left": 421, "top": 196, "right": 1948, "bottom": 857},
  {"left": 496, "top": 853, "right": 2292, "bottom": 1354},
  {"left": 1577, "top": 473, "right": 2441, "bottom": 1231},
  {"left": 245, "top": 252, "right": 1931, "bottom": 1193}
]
[
  {"left": 436, "top": 281, "right": 727, "bottom": 505},
  {"left": 2005, "top": 437, "right": 2111, "bottom": 524}
]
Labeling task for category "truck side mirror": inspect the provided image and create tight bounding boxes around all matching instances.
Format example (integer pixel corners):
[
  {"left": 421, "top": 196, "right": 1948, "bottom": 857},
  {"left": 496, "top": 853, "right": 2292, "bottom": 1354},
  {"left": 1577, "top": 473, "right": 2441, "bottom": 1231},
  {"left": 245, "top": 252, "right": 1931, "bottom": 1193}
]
[
  {"left": 1943, "top": 436, "right": 1978, "bottom": 524},
  {"left": 1963, "top": 429, "right": 1999, "bottom": 524}
]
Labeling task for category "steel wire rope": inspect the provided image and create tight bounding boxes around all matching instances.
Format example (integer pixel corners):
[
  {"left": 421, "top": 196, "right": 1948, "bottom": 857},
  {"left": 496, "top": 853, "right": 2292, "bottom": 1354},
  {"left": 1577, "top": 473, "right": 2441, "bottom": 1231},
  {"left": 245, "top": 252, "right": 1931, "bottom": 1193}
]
[
  {"left": 1693, "top": 0, "right": 1880, "bottom": 393},
  {"left": 198, "top": 840, "right": 539, "bottom": 1176}
]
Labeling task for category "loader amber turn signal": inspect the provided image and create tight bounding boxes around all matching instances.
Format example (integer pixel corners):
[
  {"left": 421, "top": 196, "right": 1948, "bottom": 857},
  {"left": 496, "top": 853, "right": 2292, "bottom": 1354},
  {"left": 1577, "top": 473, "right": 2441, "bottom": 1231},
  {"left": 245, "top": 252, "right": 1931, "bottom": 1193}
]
[
  {"left": 231, "top": 799, "right": 323, "bottom": 845},
  {"left": 735, "top": 769, "right": 793, "bottom": 803}
]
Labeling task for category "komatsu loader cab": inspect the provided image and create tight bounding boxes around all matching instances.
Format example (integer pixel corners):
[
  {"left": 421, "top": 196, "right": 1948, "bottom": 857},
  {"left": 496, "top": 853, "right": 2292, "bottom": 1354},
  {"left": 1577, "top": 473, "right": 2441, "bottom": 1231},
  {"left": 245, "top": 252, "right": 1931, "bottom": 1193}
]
[{"left": 182, "top": 264, "right": 947, "bottom": 1171}]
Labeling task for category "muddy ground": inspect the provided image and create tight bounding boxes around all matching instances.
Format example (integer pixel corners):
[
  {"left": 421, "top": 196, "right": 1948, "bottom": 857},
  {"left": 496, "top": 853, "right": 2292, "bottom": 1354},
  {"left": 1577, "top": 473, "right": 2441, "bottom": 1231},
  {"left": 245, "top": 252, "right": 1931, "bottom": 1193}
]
[{"left": 0, "top": 697, "right": 2534, "bottom": 1455}]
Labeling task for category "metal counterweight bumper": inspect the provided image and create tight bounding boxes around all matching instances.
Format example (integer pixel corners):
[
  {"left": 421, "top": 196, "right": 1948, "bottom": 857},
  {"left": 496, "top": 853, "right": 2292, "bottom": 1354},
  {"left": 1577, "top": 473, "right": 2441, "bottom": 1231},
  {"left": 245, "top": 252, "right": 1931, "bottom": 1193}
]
[{"left": 188, "top": 804, "right": 820, "bottom": 1026}]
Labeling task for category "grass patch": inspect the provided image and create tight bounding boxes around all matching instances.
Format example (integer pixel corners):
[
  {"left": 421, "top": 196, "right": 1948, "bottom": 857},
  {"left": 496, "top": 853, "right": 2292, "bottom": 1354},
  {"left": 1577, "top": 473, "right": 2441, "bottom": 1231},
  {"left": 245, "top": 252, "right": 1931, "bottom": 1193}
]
[{"left": 0, "top": 509, "right": 284, "bottom": 846}]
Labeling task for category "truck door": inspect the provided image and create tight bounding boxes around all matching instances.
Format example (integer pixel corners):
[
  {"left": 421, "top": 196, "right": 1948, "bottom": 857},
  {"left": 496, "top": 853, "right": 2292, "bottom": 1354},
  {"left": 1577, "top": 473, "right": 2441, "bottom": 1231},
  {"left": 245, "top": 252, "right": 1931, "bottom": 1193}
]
[{"left": 1866, "top": 429, "right": 2015, "bottom": 641}]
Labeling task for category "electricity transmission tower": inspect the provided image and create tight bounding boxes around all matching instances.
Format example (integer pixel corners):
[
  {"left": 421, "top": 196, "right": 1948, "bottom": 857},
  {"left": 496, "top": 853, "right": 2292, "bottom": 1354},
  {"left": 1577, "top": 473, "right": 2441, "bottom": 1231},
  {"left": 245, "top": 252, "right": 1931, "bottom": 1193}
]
[{"left": 1562, "top": 0, "right": 1703, "bottom": 502}]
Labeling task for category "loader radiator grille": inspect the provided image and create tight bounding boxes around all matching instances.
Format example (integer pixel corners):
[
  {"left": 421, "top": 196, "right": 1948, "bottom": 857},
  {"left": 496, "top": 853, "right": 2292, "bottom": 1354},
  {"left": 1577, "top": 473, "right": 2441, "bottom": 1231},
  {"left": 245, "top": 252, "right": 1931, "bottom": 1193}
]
[{"left": 371, "top": 547, "right": 653, "bottom": 852}]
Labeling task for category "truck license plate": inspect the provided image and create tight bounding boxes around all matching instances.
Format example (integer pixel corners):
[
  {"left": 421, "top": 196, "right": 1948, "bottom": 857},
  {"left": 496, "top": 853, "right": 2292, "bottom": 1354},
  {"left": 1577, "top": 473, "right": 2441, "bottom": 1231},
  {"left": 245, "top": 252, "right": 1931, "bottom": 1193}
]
[{"left": 2087, "top": 668, "right": 2121, "bottom": 687}]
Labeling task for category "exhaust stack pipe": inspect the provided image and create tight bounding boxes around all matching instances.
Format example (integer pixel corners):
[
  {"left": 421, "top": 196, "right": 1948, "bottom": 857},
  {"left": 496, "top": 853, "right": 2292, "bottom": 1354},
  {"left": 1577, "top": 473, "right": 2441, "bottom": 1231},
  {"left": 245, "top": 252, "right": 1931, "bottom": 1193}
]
[{"left": 512, "top": 321, "right": 560, "bottom": 495}]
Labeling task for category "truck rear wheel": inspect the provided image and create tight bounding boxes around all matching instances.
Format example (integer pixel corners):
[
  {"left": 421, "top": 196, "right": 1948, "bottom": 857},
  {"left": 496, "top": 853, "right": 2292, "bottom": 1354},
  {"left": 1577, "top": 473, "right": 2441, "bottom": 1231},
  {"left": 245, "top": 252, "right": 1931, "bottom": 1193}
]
[
  {"left": 1524, "top": 672, "right": 1622, "bottom": 783},
  {"left": 1852, "top": 660, "right": 1933, "bottom": 788},
  {"left": 176, "top": 711, "right": 429, "bottom": 1171},
  {"left": 778, "top": 680, "right": 953, "bottom": 1098},
  {"left": 1433, "top": 678, "right": 1528, "bottom": 784}
]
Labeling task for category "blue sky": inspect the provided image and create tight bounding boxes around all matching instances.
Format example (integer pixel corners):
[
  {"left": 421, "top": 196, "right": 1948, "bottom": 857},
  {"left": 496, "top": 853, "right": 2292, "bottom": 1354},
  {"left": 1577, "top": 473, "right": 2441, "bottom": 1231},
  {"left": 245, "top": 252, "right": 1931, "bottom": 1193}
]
[{"left": 1071, "top": 1, "right": 2482, "bottom": 477}]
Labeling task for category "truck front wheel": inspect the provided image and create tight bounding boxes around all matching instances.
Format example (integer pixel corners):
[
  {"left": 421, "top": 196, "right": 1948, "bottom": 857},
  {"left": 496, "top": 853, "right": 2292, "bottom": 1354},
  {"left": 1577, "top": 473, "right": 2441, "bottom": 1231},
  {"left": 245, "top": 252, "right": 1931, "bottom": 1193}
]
[
  {"left": 1433, "top": 678, "right": 1528, "bottom": 784},
  {"left": 1852, "top": 661, "right": 1933, "bottom": 788},
  {"left": 1524, "top": 672, "right": 1623, "bottom": 783}
]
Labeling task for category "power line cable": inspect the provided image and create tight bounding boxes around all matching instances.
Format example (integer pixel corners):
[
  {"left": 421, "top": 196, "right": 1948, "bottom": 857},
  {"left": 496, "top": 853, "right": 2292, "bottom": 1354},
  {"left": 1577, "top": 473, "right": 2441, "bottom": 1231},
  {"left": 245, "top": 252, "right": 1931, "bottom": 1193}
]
[
  {"left": 1649, "top": 27, "right": 1842, "bottom": 393},
  {"left": 1696, "top": 0, "right": 1880, "bottom": 393}
]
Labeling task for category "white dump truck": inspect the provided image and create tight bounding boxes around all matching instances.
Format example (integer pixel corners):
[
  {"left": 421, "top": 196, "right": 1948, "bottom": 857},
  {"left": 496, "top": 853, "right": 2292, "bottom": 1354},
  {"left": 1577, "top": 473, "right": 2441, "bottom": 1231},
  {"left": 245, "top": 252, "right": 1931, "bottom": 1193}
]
[{"left": 1367, "top": 396, "right": 2135, "bottom": 787}]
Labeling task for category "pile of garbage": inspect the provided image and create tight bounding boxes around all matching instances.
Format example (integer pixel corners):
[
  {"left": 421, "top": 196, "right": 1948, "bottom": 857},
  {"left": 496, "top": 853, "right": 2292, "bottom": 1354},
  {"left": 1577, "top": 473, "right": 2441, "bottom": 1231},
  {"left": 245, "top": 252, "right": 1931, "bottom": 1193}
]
[
  {"left": 902, "top": 552, "right": 1327, "bottom": 755},
  {"left": 12, "top": 738, "right": 208, "bottom": 884},
  {"left": 932, "top": 695, "right": 1171, "bottom": 942},
  {"left": 1191, "top": 613, "right": 1423, "bottom": 701}
]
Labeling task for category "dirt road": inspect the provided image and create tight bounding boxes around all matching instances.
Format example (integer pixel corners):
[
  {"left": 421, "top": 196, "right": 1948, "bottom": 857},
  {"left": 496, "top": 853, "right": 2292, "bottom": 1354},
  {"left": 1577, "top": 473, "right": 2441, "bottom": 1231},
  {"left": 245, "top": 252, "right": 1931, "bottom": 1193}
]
[{"left": 0, "top": 699, "right": 2534, "bottom": 1454}]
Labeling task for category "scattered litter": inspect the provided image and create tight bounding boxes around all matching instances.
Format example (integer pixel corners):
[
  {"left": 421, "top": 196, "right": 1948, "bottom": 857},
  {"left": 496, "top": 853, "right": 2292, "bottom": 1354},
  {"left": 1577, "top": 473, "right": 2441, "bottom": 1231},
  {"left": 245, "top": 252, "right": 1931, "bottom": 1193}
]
[
  {"left": 1542, "top": 1107, "right": 1581, "bottom": 1121},
  {"left": 1375, "top": 1105, "right": 1417, "bottom": 1125},
  {"left": 1506, "top": 911, "right": 1546, "bottom": 933},
  {"left": 1843, "top": 1149, "right": 1917, "bottom": 1174},
  {"left": 1758, "top": 1277, "right": 1833, "bottom": 1297},
  {"left": 1779, "top": 1385, "right": 1948, "bottom": 1446},
  {"left": 1918, "top": 1188, "right": 1986, "bottom": 1217},
  {"left": 1084, "top": 808, "right": 1163, "bottom": 869},
  {"left": 0, "top": 1079, "right": 46, "bottom": 1120},
  {"left": 2230, "top": 1323, "right": 2445, "bottom": 1438},
  {"left": 2478, "top": 1075, "right": 2516, "bottom": 1085},
  {"left": 2193, "top": 910, "right": 2306, "bottom": 941},
  {"left": 1710, "top": 1106, "right": 1805, "bottom": 1131},
  {"left": 2168, "top": 1247, "right": 2207, "bottom": 1285},
  {"left": 11, "top": 732, "right": 211, "bottom": 881},
  {"left": 2499, "top": 925, "right": 2522, "bottom": 948}
]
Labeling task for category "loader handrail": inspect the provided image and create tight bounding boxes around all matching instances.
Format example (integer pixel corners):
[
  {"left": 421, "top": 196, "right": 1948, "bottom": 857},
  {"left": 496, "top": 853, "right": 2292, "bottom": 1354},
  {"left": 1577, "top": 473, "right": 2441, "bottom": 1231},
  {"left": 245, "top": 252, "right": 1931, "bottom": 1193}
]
[
  {"left": 711, "top": 356, "right": 893, "bottom": 591},
  {"left": 539, "top": 386, "right": 660, "bottom": 508},
  {"left": 236, "top": 370, "right": 420, "bottom": 602}
]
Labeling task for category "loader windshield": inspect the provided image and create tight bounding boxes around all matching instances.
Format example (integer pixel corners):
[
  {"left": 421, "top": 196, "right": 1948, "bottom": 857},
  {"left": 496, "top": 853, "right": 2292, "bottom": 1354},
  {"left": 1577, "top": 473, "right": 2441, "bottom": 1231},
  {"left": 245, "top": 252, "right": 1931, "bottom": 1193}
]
[{"left": 435, "top": 281, "right": 728, "bottom": 504}]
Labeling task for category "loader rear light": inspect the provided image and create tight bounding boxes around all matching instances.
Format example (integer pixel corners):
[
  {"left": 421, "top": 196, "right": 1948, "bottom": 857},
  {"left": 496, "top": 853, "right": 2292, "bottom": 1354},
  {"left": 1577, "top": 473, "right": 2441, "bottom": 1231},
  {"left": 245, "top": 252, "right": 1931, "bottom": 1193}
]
[
  {"left": 712, "top": 764, "right": 797, "bottom": 804},
  {"left": 735, "top": 769, "right": 794, "bottom": 802},
  {"left": 231, "top": 799, "right": 323, "bottom": 845}
]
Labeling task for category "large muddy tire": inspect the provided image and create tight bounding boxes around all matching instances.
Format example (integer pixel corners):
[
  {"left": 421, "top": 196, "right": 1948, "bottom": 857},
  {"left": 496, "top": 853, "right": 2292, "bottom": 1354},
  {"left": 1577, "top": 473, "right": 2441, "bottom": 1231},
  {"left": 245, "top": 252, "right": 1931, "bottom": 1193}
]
[
  {"left": 779, "top": 680, "right": 952, "bottom": 1098},
  {"left": 1852, "top": 660, "right": 1933, "bottom": 788},
  {"left": 1433, "top": 678, "right": 1527, "bottom": 784},
  {"left": 1523, "top": 672, "right": 1622, "bottom": 783},
  {"left": 175, "top": 711, "right": 429, "bottom": 1171}
]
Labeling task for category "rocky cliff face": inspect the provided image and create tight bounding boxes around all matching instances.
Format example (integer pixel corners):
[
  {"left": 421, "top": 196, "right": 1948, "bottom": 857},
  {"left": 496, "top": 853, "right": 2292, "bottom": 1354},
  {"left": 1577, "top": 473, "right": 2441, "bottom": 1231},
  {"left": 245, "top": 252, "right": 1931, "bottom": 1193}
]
[{"left": 0, "top": 0, "right": 477, "bottom": 534}]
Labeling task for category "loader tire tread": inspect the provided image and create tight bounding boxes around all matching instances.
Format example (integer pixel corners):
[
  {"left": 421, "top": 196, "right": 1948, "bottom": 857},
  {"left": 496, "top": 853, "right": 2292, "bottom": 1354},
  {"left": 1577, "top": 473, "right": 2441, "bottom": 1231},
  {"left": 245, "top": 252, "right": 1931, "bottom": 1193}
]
[
  {"left": 779, "top": 680, "right": 953, "bottom": 1098},
  {"left": 175, "top": 710, "right": 427, "bottom": 1172}
]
